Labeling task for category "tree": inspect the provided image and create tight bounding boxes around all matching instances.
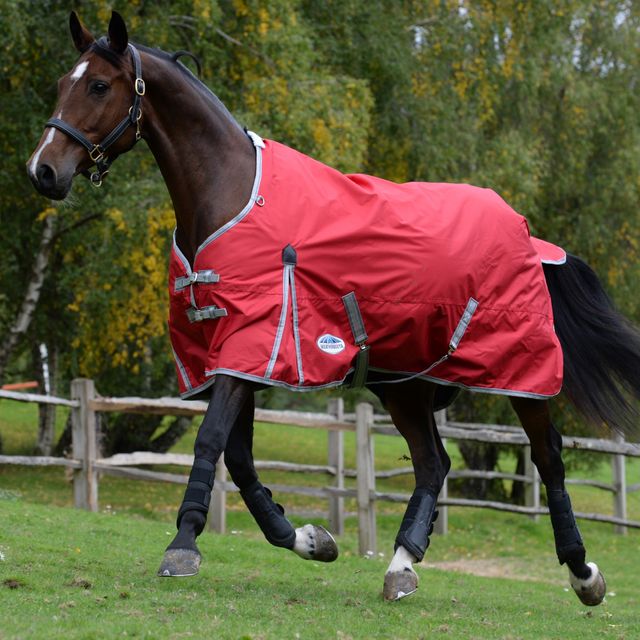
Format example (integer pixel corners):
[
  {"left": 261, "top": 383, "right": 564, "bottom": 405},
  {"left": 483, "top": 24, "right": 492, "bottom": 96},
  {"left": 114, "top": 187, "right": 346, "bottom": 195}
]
[{"left": 0, "top": 0, "right": 373, "bottom": 454}]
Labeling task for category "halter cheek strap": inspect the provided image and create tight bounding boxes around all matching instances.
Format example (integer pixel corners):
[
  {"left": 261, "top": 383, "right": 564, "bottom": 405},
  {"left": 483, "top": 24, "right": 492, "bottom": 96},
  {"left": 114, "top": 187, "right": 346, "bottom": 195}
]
[{"left": 44, "top": 43, "right": 144, "bottom": 187}]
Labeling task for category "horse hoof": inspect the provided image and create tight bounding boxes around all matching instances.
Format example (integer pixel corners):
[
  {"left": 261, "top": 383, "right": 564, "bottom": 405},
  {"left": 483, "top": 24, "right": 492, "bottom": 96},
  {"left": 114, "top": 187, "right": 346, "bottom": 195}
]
[
  {"left": 157, "top": 549, "right": 202, "bottom": 577},
  {"left": 569, "top": 562, "right": 606, "bottom": 607},
  {"left": 383, "top": 569, "right": 418, "bottom": 601},
  {"left": 314, "top": 526, "right": 339, "bottom": 562},
  {"left": 292, "top": 524, "right": 339, "bottom": 562}
]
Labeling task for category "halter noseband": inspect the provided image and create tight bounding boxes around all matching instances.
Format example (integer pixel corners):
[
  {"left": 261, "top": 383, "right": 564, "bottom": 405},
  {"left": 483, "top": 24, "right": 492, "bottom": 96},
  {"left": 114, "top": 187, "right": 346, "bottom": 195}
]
[{"left": 44, "top": 43, "right": 144, "bottom": 187}]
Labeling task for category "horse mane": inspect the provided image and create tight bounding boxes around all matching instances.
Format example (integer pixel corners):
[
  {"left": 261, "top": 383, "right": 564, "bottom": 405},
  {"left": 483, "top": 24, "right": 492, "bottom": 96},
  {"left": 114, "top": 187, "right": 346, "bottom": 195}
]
[
  {"left": 91, "top": 37, "right": 241, "bottom": 129},
  {"left": 92, "top": 37, "right": 202, "bottom": 86}
]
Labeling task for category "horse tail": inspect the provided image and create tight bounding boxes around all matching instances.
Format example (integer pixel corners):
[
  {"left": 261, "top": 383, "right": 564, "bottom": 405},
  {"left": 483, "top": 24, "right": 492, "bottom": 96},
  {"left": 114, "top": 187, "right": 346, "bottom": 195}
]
[{"left": 543, "top": 254, "right": 640, "bottom": 436}]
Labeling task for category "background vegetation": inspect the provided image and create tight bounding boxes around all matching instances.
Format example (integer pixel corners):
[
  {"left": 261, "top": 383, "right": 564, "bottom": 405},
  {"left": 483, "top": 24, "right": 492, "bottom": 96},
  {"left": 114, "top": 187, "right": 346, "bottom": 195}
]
[{"left": 2, "top": 1, "right": 640, "bottom": 490}]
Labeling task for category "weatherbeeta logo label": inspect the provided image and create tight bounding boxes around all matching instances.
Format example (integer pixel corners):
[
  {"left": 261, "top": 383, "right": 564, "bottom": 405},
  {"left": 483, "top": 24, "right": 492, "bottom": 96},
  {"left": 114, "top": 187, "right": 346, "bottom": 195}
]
[{"left": 316, "top": 334, "right": 346, "bottom": 354}]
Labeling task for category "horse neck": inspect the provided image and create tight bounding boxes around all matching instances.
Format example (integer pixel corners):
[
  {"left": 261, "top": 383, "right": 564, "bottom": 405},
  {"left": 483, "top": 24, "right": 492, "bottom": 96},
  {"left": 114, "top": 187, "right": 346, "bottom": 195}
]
[{"left": 138, "top": 52, "right": 256, "bottom": 265}]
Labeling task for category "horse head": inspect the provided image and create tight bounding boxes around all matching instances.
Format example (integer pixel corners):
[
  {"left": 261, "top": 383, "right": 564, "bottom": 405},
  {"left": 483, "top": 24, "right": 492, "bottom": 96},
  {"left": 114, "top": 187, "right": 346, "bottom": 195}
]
[{"left": 27, "top": 11, "right": 142, "bottom": 199}]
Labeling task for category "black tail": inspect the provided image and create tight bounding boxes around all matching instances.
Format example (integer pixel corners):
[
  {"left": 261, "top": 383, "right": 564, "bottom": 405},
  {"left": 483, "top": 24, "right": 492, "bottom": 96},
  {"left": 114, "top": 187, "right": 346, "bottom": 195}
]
[{"left": 543, "top": 254, "right": 640, "bottom": 436}]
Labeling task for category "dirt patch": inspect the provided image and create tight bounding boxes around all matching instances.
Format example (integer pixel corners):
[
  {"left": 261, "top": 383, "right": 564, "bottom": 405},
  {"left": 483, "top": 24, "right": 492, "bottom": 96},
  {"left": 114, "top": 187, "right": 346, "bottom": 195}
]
[
  {"left": 66, "top": 578, "right": 92, "bottom": 589},
  {"left": 419, "top": 556, "right": 566, "bottom": 586},
  {"left": 3, "top": 579, "right": 25, "bottom": 589}
]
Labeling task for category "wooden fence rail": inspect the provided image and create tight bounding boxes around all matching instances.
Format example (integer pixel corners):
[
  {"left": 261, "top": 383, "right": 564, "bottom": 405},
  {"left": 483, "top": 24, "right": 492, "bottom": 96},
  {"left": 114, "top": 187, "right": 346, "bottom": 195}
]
[{"left": 2, "top": 379, "right": 640, "bottom": 555}]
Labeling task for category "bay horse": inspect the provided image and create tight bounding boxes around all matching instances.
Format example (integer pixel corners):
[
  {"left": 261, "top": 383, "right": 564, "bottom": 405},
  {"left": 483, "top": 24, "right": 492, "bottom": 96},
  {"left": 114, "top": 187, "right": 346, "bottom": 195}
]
[{"left": 28, "top": 11, "right": 640, "bottom": 605}]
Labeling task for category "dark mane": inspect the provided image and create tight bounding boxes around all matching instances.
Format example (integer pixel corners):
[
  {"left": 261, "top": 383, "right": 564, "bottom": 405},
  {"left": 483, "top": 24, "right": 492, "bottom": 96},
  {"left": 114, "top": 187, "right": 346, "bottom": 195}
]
[
  {"left": 89, "top": 37, "right": 241, "bottom": 126},
  {"left": 91, "top": 37, "right": 202, "bottom": 86}
]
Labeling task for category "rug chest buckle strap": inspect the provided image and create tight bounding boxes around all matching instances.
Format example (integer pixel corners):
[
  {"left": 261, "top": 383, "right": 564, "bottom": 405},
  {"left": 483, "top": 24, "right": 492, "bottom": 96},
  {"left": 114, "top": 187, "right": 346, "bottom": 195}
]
[
  {"left": 342, "top": 292, "right": 370, "bottom": 388},
  {"left": 186, "top": 305, "right": 228, "bottom": 323},
  {"left": 175, "top": 270, "right": 220, "bottom": 292}
]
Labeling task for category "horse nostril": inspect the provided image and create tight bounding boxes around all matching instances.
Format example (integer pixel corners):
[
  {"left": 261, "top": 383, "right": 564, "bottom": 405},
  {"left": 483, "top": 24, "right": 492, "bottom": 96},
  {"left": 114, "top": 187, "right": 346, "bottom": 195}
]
[{"left": 36, "top": 164, "right": 57, "bottom": 190}]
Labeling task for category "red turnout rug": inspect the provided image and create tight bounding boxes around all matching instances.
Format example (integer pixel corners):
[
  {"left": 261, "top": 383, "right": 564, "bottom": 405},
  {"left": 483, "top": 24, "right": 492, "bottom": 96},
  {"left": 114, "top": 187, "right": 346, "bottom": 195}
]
[{"left": 168, "top": 133, "right": 564, "bottom": 401}]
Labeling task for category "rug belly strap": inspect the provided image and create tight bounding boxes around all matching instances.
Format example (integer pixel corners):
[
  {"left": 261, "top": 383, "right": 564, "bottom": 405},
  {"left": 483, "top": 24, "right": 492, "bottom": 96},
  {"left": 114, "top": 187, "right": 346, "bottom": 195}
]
[
  {"left": 176, "top": 458, "right": 216, "bottom": 528},
  {"left": 240, "top": 480, "right": 296, "bottom": 549},
  {"left": 394, "top": 488, "right": 439, "bottom": 562},
  {"left": 548, "top": 492, "right": 584, "bottom": 565}
]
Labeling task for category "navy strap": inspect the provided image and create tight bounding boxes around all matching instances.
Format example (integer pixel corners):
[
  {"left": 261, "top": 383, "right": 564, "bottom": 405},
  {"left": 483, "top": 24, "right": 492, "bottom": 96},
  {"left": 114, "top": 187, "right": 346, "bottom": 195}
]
[
  {"left": 342, "top": 292, "right": 368, "bottom": 346},
  {"left": 342, "top": 292, "right": 370, "bottom": 388}
]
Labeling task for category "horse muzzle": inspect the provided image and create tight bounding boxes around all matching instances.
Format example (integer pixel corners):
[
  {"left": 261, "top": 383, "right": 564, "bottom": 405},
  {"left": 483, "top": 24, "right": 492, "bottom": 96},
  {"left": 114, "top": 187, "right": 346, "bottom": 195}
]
[{"left": 28, "top": 161, "right": 74, "bottom": 200}]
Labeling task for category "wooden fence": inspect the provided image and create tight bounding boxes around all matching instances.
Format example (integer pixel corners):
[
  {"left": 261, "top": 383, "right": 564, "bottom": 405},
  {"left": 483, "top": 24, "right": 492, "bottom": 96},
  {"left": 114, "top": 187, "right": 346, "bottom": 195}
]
[{"left": 2, "top": 378, "right": 640, "bottom": 556}]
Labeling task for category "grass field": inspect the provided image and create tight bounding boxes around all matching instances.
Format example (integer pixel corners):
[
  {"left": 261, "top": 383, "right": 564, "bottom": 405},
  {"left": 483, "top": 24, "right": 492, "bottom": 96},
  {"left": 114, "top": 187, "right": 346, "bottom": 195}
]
[{"left": 1, "top": 399, "right": 639, "bottom": 639}]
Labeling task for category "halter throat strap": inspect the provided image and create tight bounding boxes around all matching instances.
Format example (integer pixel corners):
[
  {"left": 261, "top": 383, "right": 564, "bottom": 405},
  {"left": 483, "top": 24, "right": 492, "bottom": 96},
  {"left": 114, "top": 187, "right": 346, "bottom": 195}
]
[{"left": 44, "top": 43, "right": 145, "bottom": 187}]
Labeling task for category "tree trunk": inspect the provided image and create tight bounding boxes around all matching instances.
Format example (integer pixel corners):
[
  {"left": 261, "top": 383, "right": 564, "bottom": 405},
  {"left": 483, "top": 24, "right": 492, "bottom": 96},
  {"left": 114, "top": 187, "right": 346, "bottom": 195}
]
[
  {"left": 0, "top": 213, "right": 57, "bottom": 455},
  {"left": 0, "top": 213, "right": 57, "bottom": 383},
  {"left": 510, "top": 448, "right": 526, "bottom": 505},
  {"left": 150, "top": 415, "right": 193, "bottom": 453},
  {"left": 33, "top": 341, "right": 58, "bottom": 456},
  {"left": 54, "top": 413, "right": 73, "bottom": 457},
  {"left": 456, "top": 441, "right": 502, "bottom": 500}
]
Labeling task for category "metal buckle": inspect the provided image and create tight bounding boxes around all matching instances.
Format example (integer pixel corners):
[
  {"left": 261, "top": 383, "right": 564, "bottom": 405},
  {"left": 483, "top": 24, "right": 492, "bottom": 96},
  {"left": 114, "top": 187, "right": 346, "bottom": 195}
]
[
  {"left": 186, "top": 308, "right": 203, "bottom": 323},
  {"left": 129, "top": 106, "right": 142, "bottom": 140},
  {"left": 90, "top": 172, "right": 103, "bottom": 188},
  {"left": 89, "top": 146, "right": 104, "bottom": 163},
  {"left": 135, "top": 78, "right": 146, "bottom": 96}
]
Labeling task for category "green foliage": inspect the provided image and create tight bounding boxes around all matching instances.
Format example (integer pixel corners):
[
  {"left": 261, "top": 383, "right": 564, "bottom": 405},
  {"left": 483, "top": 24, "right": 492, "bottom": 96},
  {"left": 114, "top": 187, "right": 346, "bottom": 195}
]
[
  {"left": 0, "top": 0, "right": 371, "bottom": 406},
  {"left": 4, "top": 0, "right": 640, "bottom": 452}
]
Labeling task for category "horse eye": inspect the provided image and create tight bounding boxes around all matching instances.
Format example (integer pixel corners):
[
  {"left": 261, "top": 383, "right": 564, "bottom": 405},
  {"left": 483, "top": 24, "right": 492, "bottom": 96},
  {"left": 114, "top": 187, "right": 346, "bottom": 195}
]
[{"left": 91, "top": 82, "right": 109, "bottom": 95}]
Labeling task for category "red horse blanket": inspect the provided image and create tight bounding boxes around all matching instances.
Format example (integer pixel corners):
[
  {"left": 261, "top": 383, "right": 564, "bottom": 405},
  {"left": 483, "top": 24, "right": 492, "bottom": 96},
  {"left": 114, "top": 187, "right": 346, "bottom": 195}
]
[{"left": 168, "top": 133, "right": 564, "bottom": 400}]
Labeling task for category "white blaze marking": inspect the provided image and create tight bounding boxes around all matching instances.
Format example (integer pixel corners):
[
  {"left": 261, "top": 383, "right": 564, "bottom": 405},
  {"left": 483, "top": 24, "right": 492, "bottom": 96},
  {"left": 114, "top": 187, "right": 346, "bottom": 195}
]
[
  {"left": 30, "top": 108, "right": 62, "bottom": 179},
  {"left": 70, "top": 60, "right": 89, "bottom": 84}
]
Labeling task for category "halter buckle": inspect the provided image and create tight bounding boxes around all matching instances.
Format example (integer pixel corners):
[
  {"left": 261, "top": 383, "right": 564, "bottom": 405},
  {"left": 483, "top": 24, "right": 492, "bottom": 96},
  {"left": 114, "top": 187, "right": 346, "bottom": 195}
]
[
  {"left": 90, "top": 172, "right": 103, "bottom": 188},
  {"left": 90, "top": 168, "right": 109, "bottom": 188},
  {"left": 135, "top": 78, "right": 146, "bottom": 96},
  {"left": 129, "top": 106, "right": 142, "bottom": 140},
  {"left": 89, "top": 145, "right": 104, "bottom": 163}
]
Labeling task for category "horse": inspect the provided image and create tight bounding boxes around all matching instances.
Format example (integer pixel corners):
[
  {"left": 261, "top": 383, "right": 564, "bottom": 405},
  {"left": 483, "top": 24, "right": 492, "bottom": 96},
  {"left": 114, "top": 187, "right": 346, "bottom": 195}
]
[{"left": 28, "top": 11, "right": 640, "bottom": 606}]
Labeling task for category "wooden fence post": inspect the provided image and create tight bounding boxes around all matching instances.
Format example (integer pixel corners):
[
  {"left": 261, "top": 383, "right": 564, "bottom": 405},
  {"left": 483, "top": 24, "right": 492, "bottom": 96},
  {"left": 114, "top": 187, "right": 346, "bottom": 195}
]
[
  {"left": 327, "top": 398, "right": 345, "bottom": 536},
  {"left": 612, "top": 432, "right": 627, "bottom": 535},
  {"left": 434, "top": 409, "right": 448, "bottom": 535},
  {"left": 71, "top": 378, "right": 98, "bottom": 512},
  {"left": 356, "top": 402, "right": 376, "bottom": 557},
  {"left": 209, "top": 453, "right": 227, "bottom": 534},
  {"left": 524, "top": 445, "right": 540, "bottom": 522}
]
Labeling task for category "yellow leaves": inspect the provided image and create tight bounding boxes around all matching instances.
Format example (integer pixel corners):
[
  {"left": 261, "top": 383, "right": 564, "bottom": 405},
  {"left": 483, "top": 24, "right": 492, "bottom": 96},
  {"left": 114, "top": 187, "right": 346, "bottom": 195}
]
[
  {"left": 37, "top": 206, "right": 57, "bottom": 222},
  {"left": 67, "top": 198, "right": 175, "bottom": 378},
  {"left": 233, "top": 0, "right": 249, "bottom": 17},
  {"left": 96, "top": 5, "right": 111, "bottom": 23}
]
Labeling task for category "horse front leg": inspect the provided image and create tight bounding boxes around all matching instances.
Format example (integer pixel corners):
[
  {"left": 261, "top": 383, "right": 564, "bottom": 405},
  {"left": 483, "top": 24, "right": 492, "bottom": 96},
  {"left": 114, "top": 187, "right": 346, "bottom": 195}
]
[
  {"left": 223, "top": 393, "right": 338, "bottom": 562},
  {"left": 381, "top": 381, "right": 450, "bottom": 601},
  {"left": 158, "top": 375, "right": 253, "bottom": 577},
  {"left": 510, "top": 397, "right": 606, "bottom": 606}
]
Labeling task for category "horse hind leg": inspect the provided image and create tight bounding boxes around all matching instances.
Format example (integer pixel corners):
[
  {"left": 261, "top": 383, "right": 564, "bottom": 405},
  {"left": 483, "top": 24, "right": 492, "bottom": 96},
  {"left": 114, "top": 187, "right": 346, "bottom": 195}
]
[
  {"left": 510, "top": 396, "right": 606, "bottom": 606},
  {"left": 380, "top": 381, "right": 450, "bottom": 601},
  {"left": 223, "top": 397, "right": 338, "bottom": 563}
]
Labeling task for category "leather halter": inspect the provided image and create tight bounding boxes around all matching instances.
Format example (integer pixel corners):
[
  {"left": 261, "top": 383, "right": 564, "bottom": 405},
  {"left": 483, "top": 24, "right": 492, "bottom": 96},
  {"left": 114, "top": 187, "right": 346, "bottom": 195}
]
[{"left": 44, "top": 43, "right": 145, "bottom": 187}]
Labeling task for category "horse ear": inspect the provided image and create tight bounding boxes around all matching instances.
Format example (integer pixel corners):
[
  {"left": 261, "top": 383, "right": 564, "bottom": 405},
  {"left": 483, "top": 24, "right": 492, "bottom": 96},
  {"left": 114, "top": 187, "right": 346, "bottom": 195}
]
[
  {"left": 108, "top": 11, "right": 129, "bottom": 55},
  {"left": 69, "top": 11, "right": 95, "bottom": 54}
]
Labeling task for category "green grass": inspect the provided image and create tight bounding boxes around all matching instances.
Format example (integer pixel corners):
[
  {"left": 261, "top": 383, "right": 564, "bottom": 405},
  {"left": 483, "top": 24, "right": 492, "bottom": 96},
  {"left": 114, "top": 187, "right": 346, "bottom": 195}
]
[
  {"left": 2, "top": 398, "right": 640, "bottom": 638},
  {"left": 1, "top": 500, "right": 639, "bottom": 640}
]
